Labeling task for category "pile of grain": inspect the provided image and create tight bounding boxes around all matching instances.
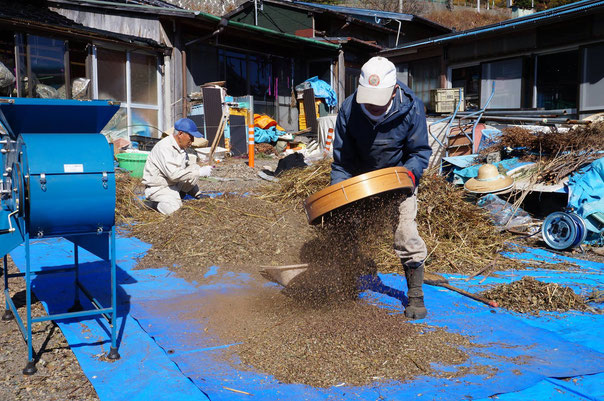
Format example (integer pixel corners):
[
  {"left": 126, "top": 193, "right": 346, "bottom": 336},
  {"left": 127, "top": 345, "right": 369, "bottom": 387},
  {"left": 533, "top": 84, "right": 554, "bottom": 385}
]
[{"left": 480, "top": 276, "right": 592, "bottom": 314}]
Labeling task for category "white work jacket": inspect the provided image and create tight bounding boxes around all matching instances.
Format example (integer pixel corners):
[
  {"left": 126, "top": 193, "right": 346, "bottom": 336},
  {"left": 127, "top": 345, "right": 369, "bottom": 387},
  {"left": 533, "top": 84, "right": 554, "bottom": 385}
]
[{"left": 141, "top": 134, "right": 199, "bottom": 197}]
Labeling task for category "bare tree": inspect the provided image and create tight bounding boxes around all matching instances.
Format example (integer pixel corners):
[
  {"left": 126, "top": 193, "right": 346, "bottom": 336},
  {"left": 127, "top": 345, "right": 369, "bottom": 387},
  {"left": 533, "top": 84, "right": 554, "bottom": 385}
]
[
  {"left": 361, "top": 0, "right": 427, "bottom": 15},
  {"left": 163, "top": 0, "right": 243, "bottom": 15}
]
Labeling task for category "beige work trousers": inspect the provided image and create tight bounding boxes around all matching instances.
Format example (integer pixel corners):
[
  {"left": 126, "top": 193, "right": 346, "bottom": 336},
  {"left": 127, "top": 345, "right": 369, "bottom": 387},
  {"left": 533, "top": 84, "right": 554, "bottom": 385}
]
[
  {"left": 393, "top": 190, "right": 427, "bottom": 268},
  {"left": 147, "top": 181, "right": 198, "bottom": 215}
]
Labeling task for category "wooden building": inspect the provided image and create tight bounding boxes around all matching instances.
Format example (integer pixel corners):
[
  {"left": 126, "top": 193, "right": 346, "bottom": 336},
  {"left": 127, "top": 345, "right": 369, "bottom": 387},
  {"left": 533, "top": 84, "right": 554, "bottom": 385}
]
[
  {"left": 226, "top": 0, "right": 450, "bottom": 104},
  {"left": 1, "top": 0, "right": 340, "bottom": 136}
]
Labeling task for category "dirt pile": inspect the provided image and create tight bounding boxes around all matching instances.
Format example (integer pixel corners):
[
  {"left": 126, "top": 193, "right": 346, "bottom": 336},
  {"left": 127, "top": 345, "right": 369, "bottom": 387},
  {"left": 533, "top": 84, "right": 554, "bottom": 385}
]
[
  {"left": 480, "top": 276, "right": 593, "bottom": 314},
  {"left": 115, "top": 162, "right": 540, "bottom": 389},
  {"left": 190, "top": 286, "right": 482, "bottom": 388}
]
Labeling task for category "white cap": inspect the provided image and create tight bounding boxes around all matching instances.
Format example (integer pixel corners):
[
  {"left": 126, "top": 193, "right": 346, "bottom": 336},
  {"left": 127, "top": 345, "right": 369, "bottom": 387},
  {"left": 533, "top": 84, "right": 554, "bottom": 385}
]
[{"left": 356, "top": 56, "right": 397, "bottom": 107}]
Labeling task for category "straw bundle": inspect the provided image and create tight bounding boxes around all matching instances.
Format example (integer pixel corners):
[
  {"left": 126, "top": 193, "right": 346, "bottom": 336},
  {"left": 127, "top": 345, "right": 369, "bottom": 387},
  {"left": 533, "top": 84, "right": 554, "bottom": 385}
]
[
  {"left": 479, "top": 122, "right": 604, "bottom": 184},
  {"left": 259, "top": 158, "right": 332, "bottom": 207}
]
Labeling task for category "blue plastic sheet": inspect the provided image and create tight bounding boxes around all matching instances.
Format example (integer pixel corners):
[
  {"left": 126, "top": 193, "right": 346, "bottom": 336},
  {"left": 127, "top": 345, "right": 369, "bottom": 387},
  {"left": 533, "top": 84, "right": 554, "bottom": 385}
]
[
  {"left": 254, "top": 126, "right": 285, "bottom": 143},
  {"left": 304, "top": 76, "right": 338, "bottom": 107},
  {"left": 9, "top": 237, "right": 604, "bottom": 401},
  {"left": 453, "top": 157, "right": 528, "bottom": 182},
  {"left": 9, "top": 238, "right": 206, "bottom": 401},
  {"left": 567, "top": 157, "right": 604, "bottom": 235}
]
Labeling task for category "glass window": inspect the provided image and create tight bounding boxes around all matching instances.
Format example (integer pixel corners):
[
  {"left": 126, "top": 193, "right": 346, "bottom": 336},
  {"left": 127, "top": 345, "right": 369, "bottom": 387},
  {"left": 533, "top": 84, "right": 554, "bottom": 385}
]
[
  {"left": 581, "top": 44, "right": 604, "bottom": 112},
  {"left": 248, "top": 54, "right": 270, "bottom": 98},
  {"left": 481, "top": 58, "right": 522, "bottom": 109},
  {"left": 452, "top": 65, "right": 480, "bottom": 110},
  {"left": 97, "top": 48, "right": 126, "bottom": 101},
  {"left": 537, "top": 50, "right": 578, "bottom": 110},
  {"left": 16, "top": 34, "right": 26, "bottom": 97},
  {"left": 219, "top": 50, "right": 247, "bottom": 97},
  {"left": 396, "top": 64, "right": 409, "bottom": 87},
  {"left": 69, "top": 41, "right": 90, "bottom": 100},
  {"left": 345, "top": 67, "right": 360, "bottom": 98},
  {"left": 130, "top": 52, "right": 157, "bottom": 105},
  {"left": 101, "top": 107, "right": 128, "bottom": 141},
  {"left": 131, "top": 108, "right": 158, "bottom": 137},
  {"left": 95, "top": 47, "right": 161, "bottom": 137},
  {"left": 28, "top": 35, "right": 66, "bottom": 99},
  {"left": 409, "top": 58, "right": 440, "bottom": 107},
  {"left": 0, "top": 30, "right": 16, "bottom": 97}
]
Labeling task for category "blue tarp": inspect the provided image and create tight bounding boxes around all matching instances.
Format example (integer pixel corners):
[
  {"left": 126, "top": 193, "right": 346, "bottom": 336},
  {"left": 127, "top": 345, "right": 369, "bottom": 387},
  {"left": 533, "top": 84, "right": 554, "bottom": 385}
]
[
  {"left": 452, "top": 157, "right": 529, "bottom": 182},
  {"left": 8, "top": 237, "right": 604, "bottom": 400},
  {"left": 254, "top": 126, "right": 285, "bottom": 144},
  {"left": 9, "top": 238, "right": 206, "bottom": 401},
  {"left": 567, "top": 157, "right": 604, "bottom": 235},
  {"left": 304, "top": 76, "right": 338, "bottom": 108}
]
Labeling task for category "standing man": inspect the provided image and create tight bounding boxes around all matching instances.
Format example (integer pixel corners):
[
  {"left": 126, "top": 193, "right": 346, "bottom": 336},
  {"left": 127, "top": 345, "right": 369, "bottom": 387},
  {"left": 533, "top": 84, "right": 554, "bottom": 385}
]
[
  {"left": 331, "top": 56, "right": 432, "bottom": 319},
  {"left": 142, "top": 117, "right": 212, "bottom": 215}
]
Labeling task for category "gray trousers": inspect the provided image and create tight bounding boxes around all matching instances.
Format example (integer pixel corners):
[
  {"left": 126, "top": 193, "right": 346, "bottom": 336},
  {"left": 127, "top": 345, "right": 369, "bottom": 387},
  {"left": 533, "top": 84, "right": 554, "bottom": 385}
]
[{"left": 393, "top": 190, "right": 427, "bottom": 268}]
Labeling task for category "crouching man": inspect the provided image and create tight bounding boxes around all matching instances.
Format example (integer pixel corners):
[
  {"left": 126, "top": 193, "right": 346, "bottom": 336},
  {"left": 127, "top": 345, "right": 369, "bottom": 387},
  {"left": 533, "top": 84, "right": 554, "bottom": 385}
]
[{"left": 142, "top": 118, "right": 212, "bottom": 215}]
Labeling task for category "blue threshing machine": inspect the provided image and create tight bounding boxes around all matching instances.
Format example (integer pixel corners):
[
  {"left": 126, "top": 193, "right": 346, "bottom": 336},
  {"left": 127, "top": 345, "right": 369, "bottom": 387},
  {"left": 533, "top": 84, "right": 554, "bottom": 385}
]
[{"left": 0, "top": 97, "right": 121, "bottom": 374}]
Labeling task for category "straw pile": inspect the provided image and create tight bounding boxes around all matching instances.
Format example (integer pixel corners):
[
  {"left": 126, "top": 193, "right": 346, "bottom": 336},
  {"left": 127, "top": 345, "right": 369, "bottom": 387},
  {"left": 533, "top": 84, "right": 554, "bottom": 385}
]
[
  {"left": 115, "top": 172, "right": 156, "bottom": 224},
  {"left": 116, "top": 160, "right": 521, "bottom": 278},
  {"left": 479, "top": 276, "right": 593, "bottom": 314},
  {"left": 259, "top": 158, "right": 332, "bottom": 207},
  {"left": 414, "top": 172, "right": 520, "bottom": 274},
  {"left": 479, "top": 123, "right": 604, "bottom": 184},
  {"left": 261, "top": 163, "right": 521, "bottom": 275}
]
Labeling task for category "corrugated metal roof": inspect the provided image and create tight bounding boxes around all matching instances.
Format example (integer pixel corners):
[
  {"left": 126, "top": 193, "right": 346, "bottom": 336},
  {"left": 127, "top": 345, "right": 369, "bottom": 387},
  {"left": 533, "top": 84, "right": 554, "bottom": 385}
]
[
  {"left": 294, "top": 1, "right": 449, "bottom": 32},
  {"left": 296, "top": 1, "right": 415, "bottom": 22},
  {"left": 0, "top": 0, "right": 164, "bottom": 48},
  {"left": 382, "top": 0, "right": 604, "bottom": 54},
  {"left": 49, "top": 0, "right": 340, "bottom": 50},
  {"left": 88, "top": 0, "right": 181, "bottom": 9}
]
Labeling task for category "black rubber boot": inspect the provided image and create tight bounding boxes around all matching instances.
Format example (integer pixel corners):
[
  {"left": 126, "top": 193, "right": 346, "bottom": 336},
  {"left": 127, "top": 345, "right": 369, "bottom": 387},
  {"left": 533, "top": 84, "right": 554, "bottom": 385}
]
[{"left": 404, "top": 263, "right": 427, "bottom": 319}]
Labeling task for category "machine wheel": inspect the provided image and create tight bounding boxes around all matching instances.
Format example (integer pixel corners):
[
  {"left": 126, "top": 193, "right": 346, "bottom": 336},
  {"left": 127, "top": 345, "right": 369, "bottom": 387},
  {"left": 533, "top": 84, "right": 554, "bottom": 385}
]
[{"left": 542, "top": 211, "right": 587, "bottom": 250}]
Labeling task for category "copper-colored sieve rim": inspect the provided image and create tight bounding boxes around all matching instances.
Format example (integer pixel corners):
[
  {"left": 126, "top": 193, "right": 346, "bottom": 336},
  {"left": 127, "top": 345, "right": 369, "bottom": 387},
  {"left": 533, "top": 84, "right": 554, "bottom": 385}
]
[{"left": 303, "top": 167, "right": 414, "bottom": 224}]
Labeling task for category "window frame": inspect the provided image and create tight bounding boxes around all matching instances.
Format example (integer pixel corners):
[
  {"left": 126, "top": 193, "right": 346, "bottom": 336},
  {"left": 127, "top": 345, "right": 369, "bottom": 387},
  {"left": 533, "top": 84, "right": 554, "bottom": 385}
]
[{"left": 92, "top": 45, "right": 163, "bottom": 137}]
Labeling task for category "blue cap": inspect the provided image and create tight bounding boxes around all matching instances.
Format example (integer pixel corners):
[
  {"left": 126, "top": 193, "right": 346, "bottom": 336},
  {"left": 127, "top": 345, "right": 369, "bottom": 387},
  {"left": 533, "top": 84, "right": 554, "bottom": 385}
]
[{"left": 174, "top": 118, "right": 203, "bottom": 138}]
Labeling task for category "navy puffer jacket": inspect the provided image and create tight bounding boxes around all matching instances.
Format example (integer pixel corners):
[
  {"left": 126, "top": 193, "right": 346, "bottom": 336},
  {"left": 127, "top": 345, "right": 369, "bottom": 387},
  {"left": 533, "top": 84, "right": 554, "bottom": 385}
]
[{"left": 330, "top": 81, "right": 432, "bottom": 185}]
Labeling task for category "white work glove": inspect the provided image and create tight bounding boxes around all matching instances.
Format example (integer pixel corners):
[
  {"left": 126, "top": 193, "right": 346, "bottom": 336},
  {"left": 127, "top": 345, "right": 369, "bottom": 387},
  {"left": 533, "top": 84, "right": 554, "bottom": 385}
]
[{"left": 198, "top": 165, "right": 213, "bottom": 177}]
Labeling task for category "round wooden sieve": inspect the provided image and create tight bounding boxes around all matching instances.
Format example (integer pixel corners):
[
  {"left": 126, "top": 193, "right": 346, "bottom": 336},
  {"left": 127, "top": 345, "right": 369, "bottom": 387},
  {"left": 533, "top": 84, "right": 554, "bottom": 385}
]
[{"left": 303, "top": 167, "right": 414, "bottom": 224}]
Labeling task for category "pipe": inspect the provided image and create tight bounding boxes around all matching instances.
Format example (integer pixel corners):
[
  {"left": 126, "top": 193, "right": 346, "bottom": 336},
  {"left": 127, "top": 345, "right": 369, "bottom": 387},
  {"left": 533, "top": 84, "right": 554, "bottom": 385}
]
[
  {"left": 182, "top": 48, "right": 187, "bottom": 118},
  {"left": 395, "top": 19, "right": 402, "bottom": 47},
  {"left": 457, "top": 108, "right": 576, "bottom": 116},
  {"left": 185, "top": 18, "right": 229, "bottom": 47},
  {"left": 462, "top": 115, "right": 590, "bottom": 124}
]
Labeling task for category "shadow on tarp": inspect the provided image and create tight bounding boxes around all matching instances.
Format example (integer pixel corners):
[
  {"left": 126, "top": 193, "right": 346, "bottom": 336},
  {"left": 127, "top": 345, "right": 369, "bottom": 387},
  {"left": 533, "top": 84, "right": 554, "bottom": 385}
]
[
  {"left": 9, "top": 237, "right": 604, "bottom": 401},
  {"left": 9, "top": 237, "right": 207, "bottom": 401}
]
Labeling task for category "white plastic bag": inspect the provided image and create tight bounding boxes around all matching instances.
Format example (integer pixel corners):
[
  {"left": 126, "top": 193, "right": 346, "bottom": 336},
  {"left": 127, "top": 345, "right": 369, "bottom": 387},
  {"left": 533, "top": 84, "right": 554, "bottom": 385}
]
[{"left": 198, "top": 165, "right": 213, "bottom": 177}]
